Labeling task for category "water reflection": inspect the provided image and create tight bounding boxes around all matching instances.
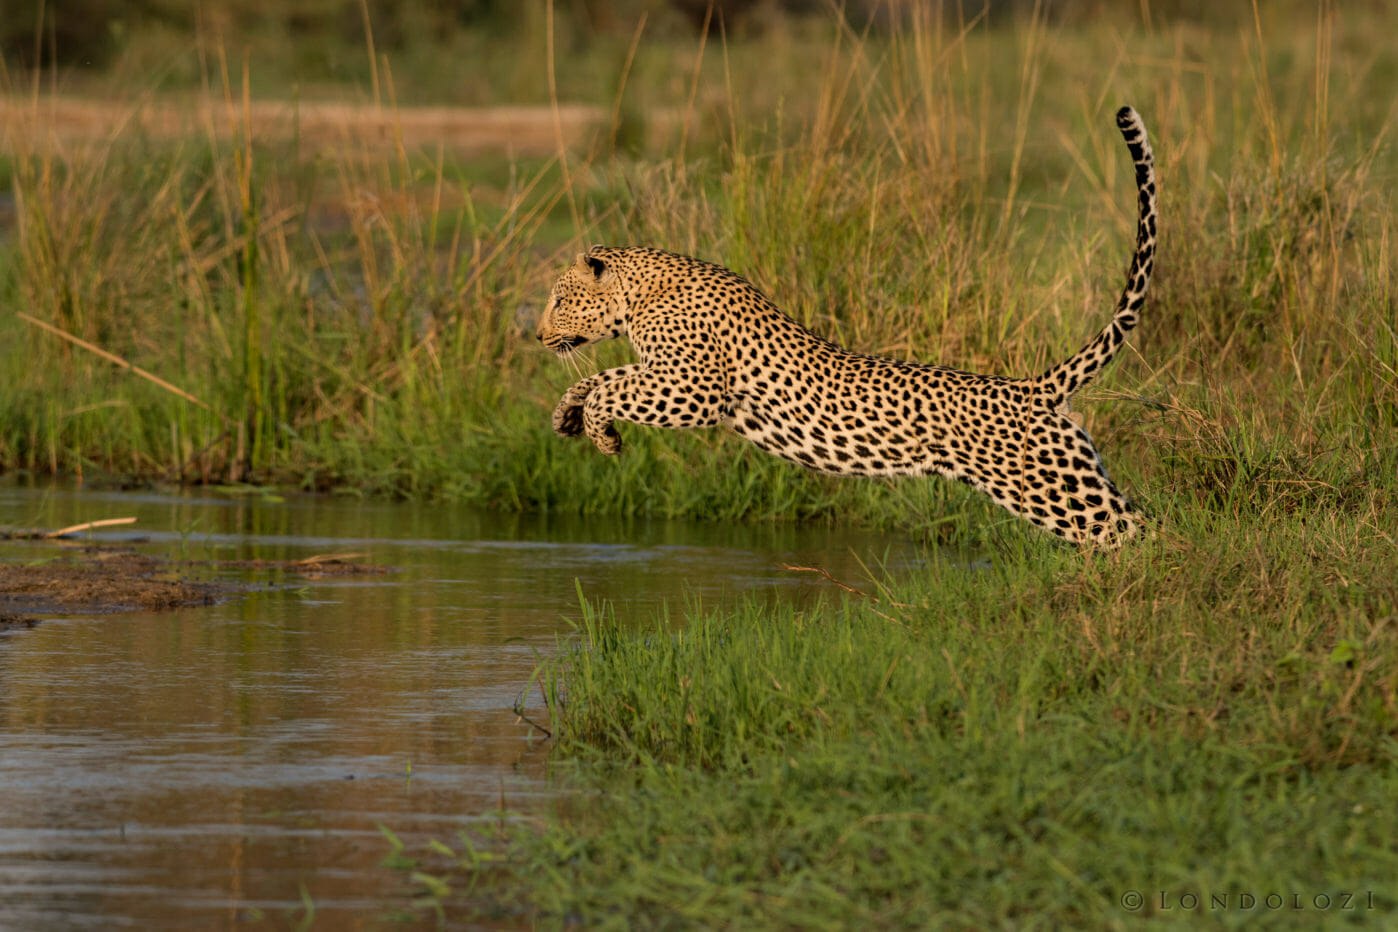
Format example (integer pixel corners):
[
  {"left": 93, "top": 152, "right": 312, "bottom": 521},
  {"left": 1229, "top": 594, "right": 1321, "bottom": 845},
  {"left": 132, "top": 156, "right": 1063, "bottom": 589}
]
[{"left": 0, "top": 482, "right": 924, "bottom": 927}]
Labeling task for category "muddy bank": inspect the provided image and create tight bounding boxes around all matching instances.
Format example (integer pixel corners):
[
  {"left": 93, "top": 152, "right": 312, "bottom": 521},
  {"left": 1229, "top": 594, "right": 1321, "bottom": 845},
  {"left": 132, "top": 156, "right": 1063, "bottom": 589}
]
[
  {"left": 0, "top": 550, "right": 222, "bottom": 629},
  {"left": 0, "top": 547, "right": 388, "bottom": 630}
]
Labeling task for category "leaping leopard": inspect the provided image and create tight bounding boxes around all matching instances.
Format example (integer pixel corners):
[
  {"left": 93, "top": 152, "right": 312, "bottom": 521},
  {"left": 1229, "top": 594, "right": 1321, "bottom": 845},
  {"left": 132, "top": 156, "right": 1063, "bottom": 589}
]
[{"left": 537, "top": 106, "right": 1157, "bottom": 547}]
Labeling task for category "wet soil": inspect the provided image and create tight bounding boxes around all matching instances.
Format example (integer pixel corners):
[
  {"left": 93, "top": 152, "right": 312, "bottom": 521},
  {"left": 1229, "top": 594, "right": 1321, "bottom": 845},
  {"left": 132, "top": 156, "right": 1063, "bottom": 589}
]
[
  {"left": 0, "top": 550, "right": 221, "bottom": 629},
  {"left": 0, "top": 547, "right": 388, "bottom": 630}
]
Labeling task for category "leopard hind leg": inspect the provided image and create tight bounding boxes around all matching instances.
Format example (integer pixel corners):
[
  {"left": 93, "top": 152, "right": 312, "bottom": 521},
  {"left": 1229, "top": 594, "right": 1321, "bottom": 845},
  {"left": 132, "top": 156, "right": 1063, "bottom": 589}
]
[{"left": 1017, "top": 406, "right": 1142, "bottom": 547}]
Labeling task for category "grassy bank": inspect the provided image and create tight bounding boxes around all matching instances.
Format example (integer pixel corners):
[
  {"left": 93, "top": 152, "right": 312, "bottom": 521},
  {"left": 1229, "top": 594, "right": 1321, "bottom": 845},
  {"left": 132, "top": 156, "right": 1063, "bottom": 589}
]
[{"left": 409, "top": 505, "right": 1396, "bottom": 926}]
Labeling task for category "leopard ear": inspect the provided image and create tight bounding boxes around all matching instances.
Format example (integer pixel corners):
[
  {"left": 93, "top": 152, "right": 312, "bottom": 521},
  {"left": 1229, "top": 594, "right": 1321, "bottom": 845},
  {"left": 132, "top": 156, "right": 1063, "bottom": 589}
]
[{"left": 584, "top": 255, "right": 607, "bottom": 279}]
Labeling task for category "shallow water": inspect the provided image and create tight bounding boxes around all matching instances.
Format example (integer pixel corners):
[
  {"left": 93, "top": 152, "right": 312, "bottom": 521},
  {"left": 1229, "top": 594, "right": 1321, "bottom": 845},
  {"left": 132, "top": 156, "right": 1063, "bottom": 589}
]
[{"left": 0, "top": 482, "right": 925, "bottom": 928}]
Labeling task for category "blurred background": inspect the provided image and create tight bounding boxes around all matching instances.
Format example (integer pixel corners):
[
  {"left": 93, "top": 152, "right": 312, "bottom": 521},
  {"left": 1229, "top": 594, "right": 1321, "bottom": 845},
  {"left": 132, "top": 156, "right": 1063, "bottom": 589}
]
[
  {"left": 3, "top": 1, "right": 1266, "bottom": 105},
  {"left": 1, "top": 2, "right": 1257, "bottom": 71}
]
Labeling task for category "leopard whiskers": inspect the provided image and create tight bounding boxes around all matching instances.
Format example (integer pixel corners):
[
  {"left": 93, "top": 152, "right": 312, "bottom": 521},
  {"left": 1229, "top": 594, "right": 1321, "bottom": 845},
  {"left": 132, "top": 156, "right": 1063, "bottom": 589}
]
[{"left": 562, "top": 346, "right": 596, "bottom": 381}]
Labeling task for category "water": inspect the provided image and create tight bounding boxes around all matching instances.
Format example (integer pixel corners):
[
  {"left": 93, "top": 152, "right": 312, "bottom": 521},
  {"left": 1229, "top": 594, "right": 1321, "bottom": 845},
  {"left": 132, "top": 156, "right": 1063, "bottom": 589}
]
[{"left": 0, "top": 483, "right": 924, "bottom": 928}]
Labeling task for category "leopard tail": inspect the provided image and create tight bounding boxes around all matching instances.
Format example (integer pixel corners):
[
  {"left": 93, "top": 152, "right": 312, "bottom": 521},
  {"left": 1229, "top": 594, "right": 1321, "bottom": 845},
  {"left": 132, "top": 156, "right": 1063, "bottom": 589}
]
[{"left": 1036, "top": 106, "right": 1156, "bottom": 408}]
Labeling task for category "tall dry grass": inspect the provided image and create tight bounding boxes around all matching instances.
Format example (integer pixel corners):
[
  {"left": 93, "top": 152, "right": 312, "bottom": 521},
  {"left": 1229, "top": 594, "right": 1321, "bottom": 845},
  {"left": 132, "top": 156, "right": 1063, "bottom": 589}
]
[{"left": 0, "top": 3, "right": 1393, "bottom": 540}]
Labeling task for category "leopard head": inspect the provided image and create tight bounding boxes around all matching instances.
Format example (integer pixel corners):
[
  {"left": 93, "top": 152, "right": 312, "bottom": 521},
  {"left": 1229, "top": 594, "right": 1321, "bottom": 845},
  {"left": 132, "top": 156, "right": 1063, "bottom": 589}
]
[{"left": 536, "top": 247, "right": 629, "bottom": 355}]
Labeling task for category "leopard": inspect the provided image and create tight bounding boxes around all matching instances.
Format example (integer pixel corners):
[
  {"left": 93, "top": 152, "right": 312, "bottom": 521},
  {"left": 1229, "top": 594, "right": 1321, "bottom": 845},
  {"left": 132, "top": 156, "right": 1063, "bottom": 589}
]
[{"left": 536, "top": 106, "right": 1157, "bottom": 547}]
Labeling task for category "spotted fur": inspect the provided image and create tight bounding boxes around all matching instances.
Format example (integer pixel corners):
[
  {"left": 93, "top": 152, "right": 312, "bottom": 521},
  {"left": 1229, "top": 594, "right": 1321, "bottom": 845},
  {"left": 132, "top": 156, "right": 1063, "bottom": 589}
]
[{"left": 537, "top": 107, "right": 1157, "bottom": 546}]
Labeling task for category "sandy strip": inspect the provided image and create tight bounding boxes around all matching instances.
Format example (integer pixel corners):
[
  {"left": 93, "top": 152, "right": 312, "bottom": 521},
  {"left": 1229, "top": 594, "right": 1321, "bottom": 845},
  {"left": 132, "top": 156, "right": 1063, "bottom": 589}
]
[{"left": 1, "top": 95, "right": 605, "bottom": 156}]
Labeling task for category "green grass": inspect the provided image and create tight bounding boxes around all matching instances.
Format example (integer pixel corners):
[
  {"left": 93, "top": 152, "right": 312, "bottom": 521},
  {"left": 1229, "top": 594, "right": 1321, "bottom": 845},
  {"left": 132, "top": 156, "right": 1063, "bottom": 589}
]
[
  {"left": 3, "top": 5, "right": 1398, "bottom": 924},
  {"left": 405, "top": 506, "right": 1396, "bottom": 927}
]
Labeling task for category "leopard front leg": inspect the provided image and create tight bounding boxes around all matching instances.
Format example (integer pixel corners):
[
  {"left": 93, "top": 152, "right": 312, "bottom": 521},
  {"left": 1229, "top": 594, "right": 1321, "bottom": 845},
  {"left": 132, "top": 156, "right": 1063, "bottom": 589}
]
[
  {"left": 581, "top": 366, "right": 728, "bottom": 456},
  {"left": 552, "top": 365, "right": 641, "bottom": 438}
]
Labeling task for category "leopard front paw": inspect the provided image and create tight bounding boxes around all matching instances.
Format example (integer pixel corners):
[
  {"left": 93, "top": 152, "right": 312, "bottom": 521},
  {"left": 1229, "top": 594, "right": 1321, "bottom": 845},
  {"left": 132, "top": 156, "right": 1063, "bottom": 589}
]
[
  {"left": 588, "top": 422, "right": 622, "bottom": 456},
  {"left": 553, "top": 399, "right": 586, "bottom": 437},
  {"left": 552, "top": 378, "right": 598, "bottom": 437}
]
